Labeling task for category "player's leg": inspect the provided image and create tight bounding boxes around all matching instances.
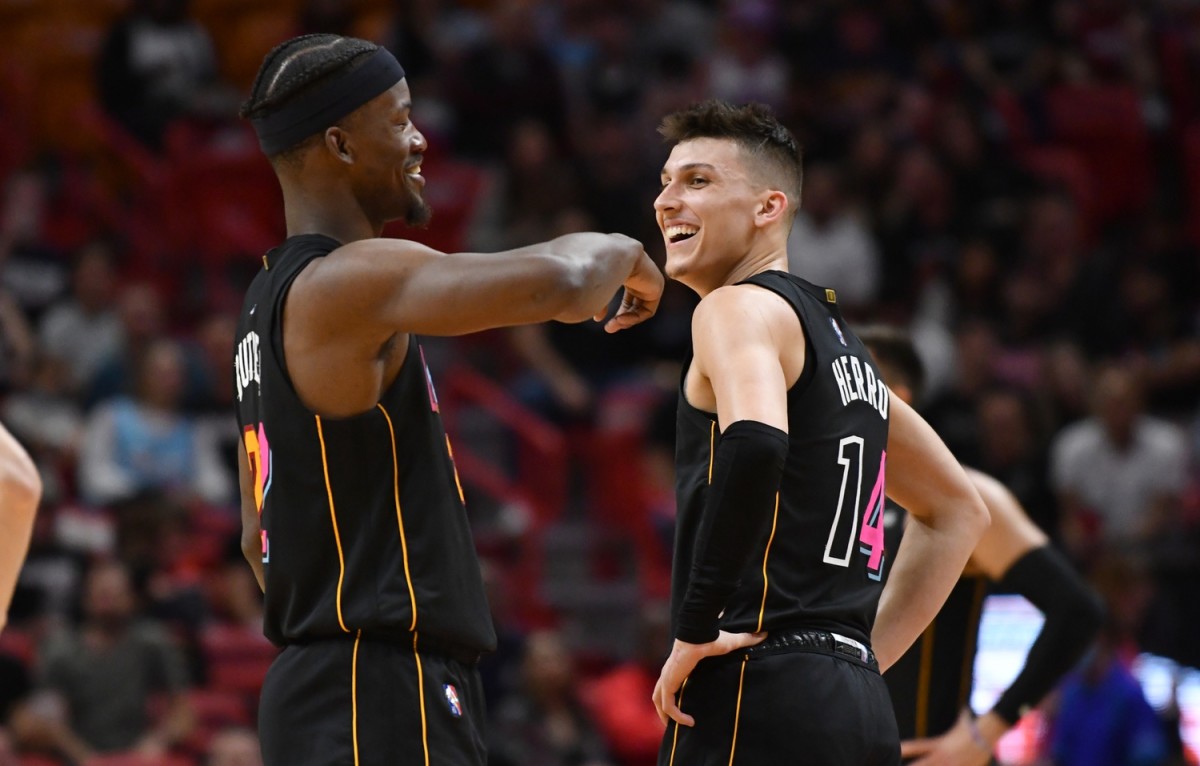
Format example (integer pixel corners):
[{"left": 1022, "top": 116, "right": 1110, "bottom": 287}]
[{"left": 259, "top": 642, "right": 357, "bottom": 766}]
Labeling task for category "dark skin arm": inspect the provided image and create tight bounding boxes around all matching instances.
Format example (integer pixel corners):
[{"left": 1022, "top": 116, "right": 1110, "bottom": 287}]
[{"left": 284, "top": 233, "right": 662, "bottom": 416}]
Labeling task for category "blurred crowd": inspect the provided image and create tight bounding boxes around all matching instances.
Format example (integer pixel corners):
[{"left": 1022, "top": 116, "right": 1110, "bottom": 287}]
[{"left": 0, "top": 0, "right": 1198, "bottom": 764}]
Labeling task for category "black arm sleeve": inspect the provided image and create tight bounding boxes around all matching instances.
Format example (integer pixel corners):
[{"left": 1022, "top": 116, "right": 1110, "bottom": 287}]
[
  {"left": 990, "top": 545, "right": 1105, "bottom": 724},
  {"left": 675, "top": 420, "right": 788, "bottom": 644}
]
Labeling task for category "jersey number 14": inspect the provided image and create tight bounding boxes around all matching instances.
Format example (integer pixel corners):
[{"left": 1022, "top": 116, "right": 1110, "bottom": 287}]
[{"left": 823, "top": 436, "right": 886, "bottom": 581}]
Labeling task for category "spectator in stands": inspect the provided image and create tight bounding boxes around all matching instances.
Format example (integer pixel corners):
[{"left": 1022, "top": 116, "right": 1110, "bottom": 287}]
[
  {"left": 1051, "top": 366, "right": 1190, "bottom": 561},
  {"left": 78, "top": 338, "right": 232, "bottom": 508},
  {"left": 16, "top": 559, "right": 194, "bottom": 762},
  {"left": 2, "top": 353, "right": 83, "bottom": 506},
  {"left": 489, "top": 629, "right": 614, "bottom": 766},
  {"left": 785, "top": 162, "right": 881, "bottom": 310},
  {"left": 97, "top": 0, "right": 237, "bottom": 150},
  {"left": 37, "top": 241, "right": 122, "bottom": 396},
  {"left": 206, "top": 726, "right": 262, "bottom": 766}
]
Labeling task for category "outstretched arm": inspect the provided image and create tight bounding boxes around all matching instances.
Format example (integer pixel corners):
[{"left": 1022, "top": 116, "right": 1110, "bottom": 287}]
[
  {"left": 0, "top": 423, "right": 40, "bottom": 633},
  {"left": 298, "top": 232, "right": 663, "bottom": 341},
  {"left": 902, "top": 470, "right": 1103, "bottom": 765},
  {"left": 873, "top": 396, "right": 989, "bottom": 671}
]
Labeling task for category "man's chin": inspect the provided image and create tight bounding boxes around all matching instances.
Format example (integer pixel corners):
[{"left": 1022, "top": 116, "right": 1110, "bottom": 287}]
[{"left": 405, "top": 198, "right": 433, "bottom": 228}]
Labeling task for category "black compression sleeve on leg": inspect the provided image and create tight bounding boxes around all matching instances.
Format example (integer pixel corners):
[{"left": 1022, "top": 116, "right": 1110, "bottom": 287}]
[
  {"left": 675, "top": 420, "right": 788, "bottom": 645},
  {"left": 990, "top": 545, "right": 1105, "bottom": 724}
]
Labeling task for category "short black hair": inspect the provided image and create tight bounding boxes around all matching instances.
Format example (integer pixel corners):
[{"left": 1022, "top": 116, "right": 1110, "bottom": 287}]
[
  {"left": 856, "top": 325, "right": 925, "bottom": 400},
  {"left": 240, "top": 34, "right": 380, "bottom": 160},
  {"left": 658, "top": 100, "right": 803, "bottom": 217}
]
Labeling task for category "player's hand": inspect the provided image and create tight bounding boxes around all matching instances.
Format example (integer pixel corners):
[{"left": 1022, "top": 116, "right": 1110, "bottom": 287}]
[
  {"left": 652, "top": 632, "right": 766, "bottom": 728},
  {"left": 900, "top": 709, "right": 1002, "bottom": 765},
  {"left": 600, "top": 243, "right": 663, "bottom": 333}
]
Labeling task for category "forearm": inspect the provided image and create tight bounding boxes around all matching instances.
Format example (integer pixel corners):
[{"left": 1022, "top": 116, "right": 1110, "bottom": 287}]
[
  {"left": 872, "top": 512, "right": 980, "bottom": 671},
  {"left": 676, "top": 421, "right": 787, "bottom": 643},
  {"left": 989, "top": 546, "right": 1104, "bottom": 724},
  {"left": 145, "top": 696, "right": 195, "bottom": 748}
]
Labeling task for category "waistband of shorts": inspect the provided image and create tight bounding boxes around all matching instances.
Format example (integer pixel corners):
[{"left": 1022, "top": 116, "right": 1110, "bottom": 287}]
[
  {"left": 746, "top": 628, "right": 878, "bottom": 671},
  {"left": 288, "top": 632, "right": 484, "bottom": 666}
]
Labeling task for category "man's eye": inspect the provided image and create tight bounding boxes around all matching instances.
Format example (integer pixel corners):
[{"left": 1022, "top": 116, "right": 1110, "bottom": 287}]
[{"left": 690, "top": 177, "right": 708, "bottom": 186}]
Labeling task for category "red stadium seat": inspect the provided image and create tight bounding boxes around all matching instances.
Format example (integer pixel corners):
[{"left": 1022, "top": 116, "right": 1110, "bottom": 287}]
[{"left": 84, "top": 754, "right": 194, "bottom": 766}]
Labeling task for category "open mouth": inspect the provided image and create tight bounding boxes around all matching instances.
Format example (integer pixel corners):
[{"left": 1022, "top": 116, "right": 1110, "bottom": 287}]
[
  {"left": 406, "top": 162, "right": 423, "bottom": 178},
  {"left": 666, "top": 225, "right": 699, "bottom": 244}
]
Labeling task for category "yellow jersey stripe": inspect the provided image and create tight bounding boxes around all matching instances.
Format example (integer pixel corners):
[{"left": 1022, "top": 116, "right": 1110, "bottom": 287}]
[
  {"left": 352, "top": 630, "right": 361, "bottom": 766},
  {"left": 414, "top": 632, "right": 430, "bottom": 766},
  {"left": 314, "top": 415, "right": 349, "bottom": 633},
  {"left": 707, "top": 421, "right": 716, "bottom": 484},
  {"left": 755, "top": 493, "right": 781, "bottom": 633},
  {"left": 727, "top": 657, "right": 748, "bottom": 765},
  {"left": 668, "top": 677, "right": 688, "bottom": 766},
  {"left": 375, "top": 403, "right": 420, "bottom": 632},
  {"left": 959, "top": 578, "right": 988, "bottom": 707}
]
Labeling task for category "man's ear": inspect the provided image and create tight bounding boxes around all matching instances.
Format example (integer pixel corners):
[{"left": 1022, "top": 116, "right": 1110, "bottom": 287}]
[
  {"left": 325, "top": 126, "right": 354, "bottom": 164},
  {"left": 756, "top": 190, "right": 790, "bottom": 227}
]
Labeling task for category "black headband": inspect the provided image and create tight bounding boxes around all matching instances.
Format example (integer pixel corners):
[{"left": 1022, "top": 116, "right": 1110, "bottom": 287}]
[{"left": 251, "top": 47, "right": 406, "bottom": 156}]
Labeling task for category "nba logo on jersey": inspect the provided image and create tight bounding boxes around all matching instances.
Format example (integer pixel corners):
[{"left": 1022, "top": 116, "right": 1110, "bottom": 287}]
[
  {"left": 443, "top": 684, "right": 462, "bottom": 717},
  {"left": 829, "top": 317, "right": 848, "bottom": 346}
]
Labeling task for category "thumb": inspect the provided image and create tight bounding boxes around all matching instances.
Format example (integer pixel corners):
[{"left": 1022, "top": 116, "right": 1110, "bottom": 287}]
[
  {"left": 900, "top": 737, "right": 936, "bottom": 757},
  {"left": 719, "top": 631, "right": 767, "bottom": 653}
]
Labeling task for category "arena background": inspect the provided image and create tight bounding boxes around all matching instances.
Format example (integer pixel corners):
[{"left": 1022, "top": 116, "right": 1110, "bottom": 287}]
[{"left": 0, "top": 0, "right": 1198, "bottom": 764}]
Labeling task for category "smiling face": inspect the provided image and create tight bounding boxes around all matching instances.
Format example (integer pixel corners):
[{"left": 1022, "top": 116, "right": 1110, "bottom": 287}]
[
  {"left": 339, "top": 79, "right": 430, "bottom": 227},
  {"left": 655, "top": 137, "right": 787, "bottom": 294}
]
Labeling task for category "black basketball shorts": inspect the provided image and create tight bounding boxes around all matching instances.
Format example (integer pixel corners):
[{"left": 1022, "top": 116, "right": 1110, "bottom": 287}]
[
  {"left": 259, "top": 635, "right": 487, "bottom": 765},
  {"left": 658, "top": 637, "right": 900, "bottom": 765}
]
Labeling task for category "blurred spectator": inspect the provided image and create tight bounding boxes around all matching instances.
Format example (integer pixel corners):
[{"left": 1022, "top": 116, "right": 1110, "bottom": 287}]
[
  {"left": 2, "top": 353, "right": 84, "bottom": 505},
  {"left": 1051, "top": 366, "right": 1189, "bottom": 560},
  {"left": 206, "top": 726, "right": 262, "bottom": 766},
  {"left": 0, "top": 727, "right": 16, "bottom": 766},
  {"left": 445, "top": 3, "right": 569, "bottom": 160},
  {"left": 14, "top": 560, "right": 194, "bottom": 762},
  {"left": 489, "top": 629, "right": 615, "bottom": 766},
  {"left": 0, "top": 289, "right": 34, "bottom": 396},
  {"left": 706, "top": 1, "right": 789, "bottom": 111},
  {"left": 37, "top": 241, "right": 122, "bottom": 396},
  {"left": 1049, "top": 554, "right": 1171, "bottom": 766},
  {"left": 0, "top": 169, "right": 69, "bottom": 318},
  {"left": 78, "top": 339, "right": 232, "bottom": 508},
  {"left": 786, "top": 162, "right": 881, "bottom": 310},
  {"left": 580, "top": 603, "right": 670, "bottom": 766},
  {"left": 97, "top": 0, "right": 238, "bottom": 150},
  {"left": 974, "top": 385, "right": 1058, "bottom": 538}
]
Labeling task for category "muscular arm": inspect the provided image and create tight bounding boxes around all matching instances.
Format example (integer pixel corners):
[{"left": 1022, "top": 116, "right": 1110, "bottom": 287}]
[
  {"left": 873, "top": 396, "right": 989, "bottom": 671},
  {"left": 0, "top": 423, "right": 40, "bottom": 633},
  {"left": 968, "top": 470, "right": 1103, "bottom": 741},
  {"left": 238, "top": 439, "right": 265, "bottom": 593},
  {"left": 295, "top": 232, "right": 661, "bottom": 341},
  {"left": 900, "top": 471, "right": 1103, "bottom": 763}
]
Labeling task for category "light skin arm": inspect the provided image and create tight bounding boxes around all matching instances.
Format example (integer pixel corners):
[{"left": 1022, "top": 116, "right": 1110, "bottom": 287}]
[
  {"left": 900, "top": 468, "right": 1043, "bottom": 765},
  {"left": 0, "top": 422, "right": 40, "bottom": 633},
  {"left": 133, "top": 692, "right": 195, "bottom": 757},
  {"left": 238, "top": 439, "right": 265, "bottom": 593},
  {"left": 507, "top": 324, "right": 593, "bottom": 414},
  {"left": 872, "top": 395, "right": 990, "bottom": 672},
  {"left": 652, "top": 287, "right": 788, "bottom": 727}
]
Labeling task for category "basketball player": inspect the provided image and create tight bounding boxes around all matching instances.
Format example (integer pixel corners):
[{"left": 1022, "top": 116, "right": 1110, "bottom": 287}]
[
  {"left": 859, "top": 327, "right": 1103, "bottom": 765},
  {"left": 650, "top": 100, "right": 989, "bottom": 765},
  {"left": 0, "top": 422, "right": 40, "bottom": 634},
  {"left": 234, "top": 35, "right": 662, "bottom": 766}
]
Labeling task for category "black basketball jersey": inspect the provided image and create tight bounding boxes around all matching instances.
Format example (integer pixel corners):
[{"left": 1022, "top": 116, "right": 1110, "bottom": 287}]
[
  {"left": 672, "top": 271, "right": 891, "bottom": 647},
  {"left": 882, "top": 501, "right": 988, "bottom": 739},
  {"left": 233, "top": 234, "right": 496, "bottom": 652}
]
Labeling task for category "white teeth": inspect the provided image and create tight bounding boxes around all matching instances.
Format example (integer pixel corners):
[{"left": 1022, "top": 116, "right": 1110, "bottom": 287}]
[
  {"left": 666, "top": 225, "right": 699, "bottom": 240},
  {"left": 407, "top": 165, "right": 422, "bottom": 175}
]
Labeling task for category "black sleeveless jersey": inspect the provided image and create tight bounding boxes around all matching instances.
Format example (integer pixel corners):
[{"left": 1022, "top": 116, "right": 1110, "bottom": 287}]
[
  {"left": 233, "top": 234, "right": 496, "bottom": 652},
  {"left": 672, "top": 271, "right": 891, "bottom": 646},
  {"left": 882, "top": 501, "right": 988, "bottom": 738}
]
